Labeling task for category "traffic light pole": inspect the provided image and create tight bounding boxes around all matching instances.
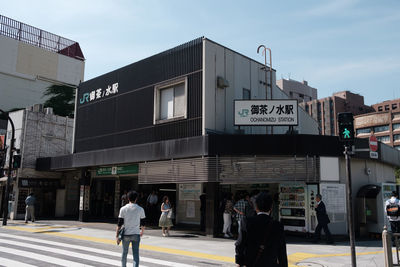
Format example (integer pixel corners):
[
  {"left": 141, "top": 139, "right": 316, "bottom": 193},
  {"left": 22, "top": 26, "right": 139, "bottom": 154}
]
[
  {"left": 344, "top": 145, "right": 357, "bottom": 267},
  {"left": 0, "top": 109, "right": 15, "bottom": 226}
]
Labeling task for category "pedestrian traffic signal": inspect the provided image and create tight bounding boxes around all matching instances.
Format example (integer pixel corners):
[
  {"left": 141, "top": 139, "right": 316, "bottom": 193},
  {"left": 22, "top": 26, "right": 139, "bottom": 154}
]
[
  {"left": 337, "top": 112, "right": 354, "bottom": 142},
  {"left": 13, "top": 154, "right": 21, "bottom": 169}
]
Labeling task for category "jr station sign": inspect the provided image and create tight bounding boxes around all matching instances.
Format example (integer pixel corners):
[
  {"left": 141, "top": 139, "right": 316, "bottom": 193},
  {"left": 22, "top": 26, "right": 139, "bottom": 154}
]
[{"left": 234, "top": 99, "right": 298, "bottom": 126}]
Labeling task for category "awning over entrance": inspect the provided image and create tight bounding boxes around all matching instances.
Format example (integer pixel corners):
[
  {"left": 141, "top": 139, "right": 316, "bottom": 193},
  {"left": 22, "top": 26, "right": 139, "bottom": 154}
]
[{"left": 357, "top": 184, "right": 381, "bottom": 198}]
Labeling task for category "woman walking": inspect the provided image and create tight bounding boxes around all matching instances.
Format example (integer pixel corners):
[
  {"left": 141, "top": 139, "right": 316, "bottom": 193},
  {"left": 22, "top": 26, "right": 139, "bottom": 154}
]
[
  {"left": 222, "top": 193, "right": 234, "bottom": 238},
  {"left": 159, "top": 196, "right": 173, "bottom": 237}
]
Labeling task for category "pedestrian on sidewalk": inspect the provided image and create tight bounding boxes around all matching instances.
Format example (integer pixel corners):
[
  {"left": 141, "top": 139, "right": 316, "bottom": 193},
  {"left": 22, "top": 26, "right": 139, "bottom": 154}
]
[
  {"left": 159, "top": 196, "right": 173, "bottom": 237},
  {"left": 235, "top": 192, "right": 288, "bottom": 267},
  {"left": 385, "top": 191, "right": 400, "bottom": 245},
  {"left": 146, "top": 190, "right": 158, "bottom": 224},
  {"left": 116, "top": 190, "right": 146, "bottom": 267},
  {"left": 313, "top": 193, "right": 334, "bottom": 244},
  {"left": 25, "top": 193, "right": 36, "bottom": 223},
  {"left": 222, "top": 193, "right": 234, "bottom": 238},
  {"left": 121, "top": 190, "right": 128, "bottom": 207},
  {"left": 233, "top": 192, "right": 248, "bottom": 235}
]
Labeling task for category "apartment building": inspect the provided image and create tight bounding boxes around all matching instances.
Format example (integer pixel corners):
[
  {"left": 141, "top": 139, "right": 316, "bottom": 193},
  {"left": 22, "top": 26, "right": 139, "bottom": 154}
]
[
  {"left": 300, "top": 91, "right": 374, "bottom": 135},
  {"left": 354, "top": 98, "right": 400, "bottom": 150},
  {"left": 276, "top": 78, "right": 317, "bottom": 102}
]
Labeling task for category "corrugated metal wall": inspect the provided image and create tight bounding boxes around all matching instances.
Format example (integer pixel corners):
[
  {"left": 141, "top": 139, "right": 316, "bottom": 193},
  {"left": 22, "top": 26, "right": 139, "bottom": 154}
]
[
  {"left": 75, "top": 38, "right": 203, "bottom": 153},
  {"left": 138, "top": 156, "right": 320, "bottom": 184}
]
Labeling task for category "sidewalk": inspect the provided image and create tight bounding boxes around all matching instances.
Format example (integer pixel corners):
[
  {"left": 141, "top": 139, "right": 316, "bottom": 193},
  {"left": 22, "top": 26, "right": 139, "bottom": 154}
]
[{"left": 1, "top": 219, "right": 388, "bottom": 267}]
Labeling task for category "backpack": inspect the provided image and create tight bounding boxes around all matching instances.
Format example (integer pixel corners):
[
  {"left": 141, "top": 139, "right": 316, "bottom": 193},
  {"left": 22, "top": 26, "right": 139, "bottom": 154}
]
[{"left": 386, "top": 201, "right": 400, "bottom": 217}]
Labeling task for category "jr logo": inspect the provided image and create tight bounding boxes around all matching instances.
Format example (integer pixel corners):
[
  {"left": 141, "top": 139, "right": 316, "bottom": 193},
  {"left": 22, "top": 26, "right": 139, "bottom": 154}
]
[
  {"left": 79, "top": 93, "right": 89, "bottom": 104},
  {"left": 238, "top": 109, "right": 249, "bottom": 117}
]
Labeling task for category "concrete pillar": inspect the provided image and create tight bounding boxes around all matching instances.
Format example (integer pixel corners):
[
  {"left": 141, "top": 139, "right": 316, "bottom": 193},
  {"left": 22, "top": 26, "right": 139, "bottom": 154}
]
[{"left": 205, "top": 182, "right": 219, "bottom": 237}]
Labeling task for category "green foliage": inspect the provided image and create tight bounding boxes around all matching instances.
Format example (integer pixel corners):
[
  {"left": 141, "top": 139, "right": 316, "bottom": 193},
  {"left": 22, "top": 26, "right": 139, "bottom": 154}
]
[
  {"left": 43, "top": 84, "right": 75, "bottom": 117},
  {"left": 396, "top": 167, "right": 400, "bottom": 180}
]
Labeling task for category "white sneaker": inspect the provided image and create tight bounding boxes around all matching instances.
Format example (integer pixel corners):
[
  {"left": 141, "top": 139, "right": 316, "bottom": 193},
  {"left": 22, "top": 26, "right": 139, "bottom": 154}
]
[
  {"left": 162, "top": 233, "right": 166, "bottom": 237},
  {"left": 224, "top": 234, "right": 230, "bottom": 238}
]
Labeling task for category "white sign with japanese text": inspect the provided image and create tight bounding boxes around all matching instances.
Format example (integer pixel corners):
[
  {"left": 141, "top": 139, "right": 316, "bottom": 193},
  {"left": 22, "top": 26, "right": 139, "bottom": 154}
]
[{"left": 234, "top": 100, "right": 298, "bottom": 126}]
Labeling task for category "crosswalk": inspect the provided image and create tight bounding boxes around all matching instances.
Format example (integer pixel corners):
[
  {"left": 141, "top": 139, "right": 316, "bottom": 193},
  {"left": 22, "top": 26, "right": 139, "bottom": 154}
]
[{"left": 0, "top": 233, "right": 198, "bottom": 267}]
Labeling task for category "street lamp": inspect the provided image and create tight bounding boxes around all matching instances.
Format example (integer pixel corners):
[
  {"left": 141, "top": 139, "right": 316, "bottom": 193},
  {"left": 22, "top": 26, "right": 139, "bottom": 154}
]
[
  {"left": 257, "top": 45, "right": 273, "bottom": 134},
  {"left": 0, "top": 108, "right": 15, "bottom": 226}
]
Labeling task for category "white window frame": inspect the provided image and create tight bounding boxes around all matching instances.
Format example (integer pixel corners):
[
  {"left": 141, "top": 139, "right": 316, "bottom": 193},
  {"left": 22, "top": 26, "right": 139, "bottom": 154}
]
[{"left": 153, "top": 77, "right": 188, "bottom": 124}]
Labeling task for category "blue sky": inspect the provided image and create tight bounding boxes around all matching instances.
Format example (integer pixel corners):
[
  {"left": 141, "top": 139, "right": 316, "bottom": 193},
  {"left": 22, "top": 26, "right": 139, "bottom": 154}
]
[{"left": 2, "top": 0, "right": 399, "bottom": 105}]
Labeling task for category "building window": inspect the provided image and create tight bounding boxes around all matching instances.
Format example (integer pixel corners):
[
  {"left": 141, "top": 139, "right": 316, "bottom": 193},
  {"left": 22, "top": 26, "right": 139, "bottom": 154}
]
[
  {"left": 299, "top": 93, "right": 304, "bottom": 98},
  {"left": 385, "top": 105, "right": 390, "bottom": 111},
  {"left": 392, "top": 103, "right": 398, "bottom": 110},
  {"left": 243, "top": 88, "right": 251, "bottom": 100},
  {"left": 374, "top": 125, "right": 389, "bottom": 133},
  {"left": 393, "top": 113, "right": 400, "bottom": 120},
  {"left": 378, "top": 106, "right": 383, "bottom": 111},
  {"left": 377, "top": 135, "right": 390, "bottom": 143},
  {"left": 356, "top": 128, "right": 371, "bottom": 135},
  {"left": 394, "top": 134, "right": 400, "bottom": 141},
  {"left": 394, "top": 145, "right": 400, "bottom": 150},
  {"left": 393, "top": 123, "right": 400, "bottom": 130},
  {"left": 305, "top": 105, "right": 309, "bottom": 112},
  {"left": 154, "top": 77, "right": 187, "bottom": 123}
]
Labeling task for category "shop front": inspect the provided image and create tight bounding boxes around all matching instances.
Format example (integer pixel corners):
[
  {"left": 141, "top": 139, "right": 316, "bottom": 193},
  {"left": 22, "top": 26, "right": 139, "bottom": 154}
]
[{"left": 12, "top": 178, "right": 63, "bottom": 219}]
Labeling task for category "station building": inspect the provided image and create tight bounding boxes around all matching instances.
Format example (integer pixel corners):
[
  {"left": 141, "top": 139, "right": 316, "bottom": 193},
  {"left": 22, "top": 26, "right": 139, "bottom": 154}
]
[{"left": 34, "top": 38, "right": 400, "bottom": 236}]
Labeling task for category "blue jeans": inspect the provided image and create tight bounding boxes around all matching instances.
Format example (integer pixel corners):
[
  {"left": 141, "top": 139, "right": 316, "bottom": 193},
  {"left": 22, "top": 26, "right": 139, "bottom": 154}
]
[{"left": 121, "top": 234, "right": 140, "bottom": 267}]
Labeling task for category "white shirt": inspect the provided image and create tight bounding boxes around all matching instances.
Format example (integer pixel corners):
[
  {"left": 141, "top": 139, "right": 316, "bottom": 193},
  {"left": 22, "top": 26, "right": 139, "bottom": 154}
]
[
  {"left": 386, "top": 197, "right": 400, "bottom": 221},
  {"left": 118, "top": 203, "right": 146, "bottom": 235}
]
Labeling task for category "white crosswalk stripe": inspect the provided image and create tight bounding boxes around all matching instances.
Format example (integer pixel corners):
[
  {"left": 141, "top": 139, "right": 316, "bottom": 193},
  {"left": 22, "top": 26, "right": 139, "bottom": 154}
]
[
  {"left": 0, "top": 246, "right": 96, "bottom": 267},
  {"left": 0, "top": 233, "right": 198, "bottom": 267},
  {"left": 0, "top": 233, "right": 195, "bottom": 267},
  {"left": 0, "top": 256, "right": 37, "bottom": 267}
]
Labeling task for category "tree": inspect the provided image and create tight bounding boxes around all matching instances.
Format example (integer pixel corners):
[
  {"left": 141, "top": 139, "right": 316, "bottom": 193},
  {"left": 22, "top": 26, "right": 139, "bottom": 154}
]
[
  {"left": 396, "top": 167, "right": 400, "bottom": 182},
  {"left": 43, "top": 84, "right": 75, "bottom": 117}
]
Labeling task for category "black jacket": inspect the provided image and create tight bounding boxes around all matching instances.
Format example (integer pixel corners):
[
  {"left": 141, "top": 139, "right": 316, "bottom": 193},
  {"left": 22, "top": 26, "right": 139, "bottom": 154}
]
[
  {"left": 235, "top": 214, "right": 288, "bottom": 267},
  {"left": 315, "top": 201, "right": 330, "bottom": 225}
]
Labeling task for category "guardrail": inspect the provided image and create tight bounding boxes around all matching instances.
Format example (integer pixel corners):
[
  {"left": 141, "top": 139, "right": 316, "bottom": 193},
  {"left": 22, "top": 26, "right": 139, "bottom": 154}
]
[
  {"left": 383, "top": 225, "right": 400, "bottom": 267},
  {"left": 0, "top": 14, "right": 84, "bottom": 60}
]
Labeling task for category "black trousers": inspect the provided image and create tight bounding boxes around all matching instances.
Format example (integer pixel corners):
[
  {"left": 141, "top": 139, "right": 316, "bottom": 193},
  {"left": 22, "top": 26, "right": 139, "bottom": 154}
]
[
  {"left": 314, "top": 223, "right": 333, "bottom": 242},
  {"left": 390, "top": 221, "right": 400, "bottom": 244}
]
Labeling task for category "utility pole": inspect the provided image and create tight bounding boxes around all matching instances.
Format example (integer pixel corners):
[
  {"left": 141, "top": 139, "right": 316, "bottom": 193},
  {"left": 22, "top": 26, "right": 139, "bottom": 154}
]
[
  {"left": 338, "top": 112, "right": 356, "bottom": 267},
  {"left": 257, "top": 45, "right": 273, "bottom": 134},
  {"left": 0, "top": 109, "right": 15, "bottom": 226},
  {"left": 344, "top": 145, "right": 356, "bottom": 267}
]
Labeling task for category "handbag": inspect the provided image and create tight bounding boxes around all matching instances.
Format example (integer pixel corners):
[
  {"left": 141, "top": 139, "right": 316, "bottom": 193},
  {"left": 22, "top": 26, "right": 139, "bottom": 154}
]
[
  {"left": 167, "top": 209, "right": 174, "bottom": 219},
  {"left": 117, "top": 227, "right": 125, "bottom": 241}
]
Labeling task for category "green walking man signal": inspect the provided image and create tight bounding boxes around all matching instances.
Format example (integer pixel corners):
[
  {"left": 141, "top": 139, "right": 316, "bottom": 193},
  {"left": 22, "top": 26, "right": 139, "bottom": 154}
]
[
  {"left": 338, "top": 112, "right": 354, "bottom": 142},
  {"left": 342, "top": 128, "right": 351, "bottom": 139}
]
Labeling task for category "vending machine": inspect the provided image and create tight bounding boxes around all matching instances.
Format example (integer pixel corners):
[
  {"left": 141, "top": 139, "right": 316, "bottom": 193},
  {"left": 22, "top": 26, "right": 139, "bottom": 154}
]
[{"left": 279, "top": 183, "right": 318, "bottom": 233}]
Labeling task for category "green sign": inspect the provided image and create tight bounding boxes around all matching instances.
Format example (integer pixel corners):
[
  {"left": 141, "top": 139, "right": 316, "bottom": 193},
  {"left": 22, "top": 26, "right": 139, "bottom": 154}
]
[{"left": 96, "top": 165, "right": 138, "bottom": 176}]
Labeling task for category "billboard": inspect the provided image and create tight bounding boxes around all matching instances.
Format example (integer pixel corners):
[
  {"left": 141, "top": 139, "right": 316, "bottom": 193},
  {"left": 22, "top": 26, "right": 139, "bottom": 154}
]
[{"left": 234, "top": 99, "right": 298, "bottom": 126}]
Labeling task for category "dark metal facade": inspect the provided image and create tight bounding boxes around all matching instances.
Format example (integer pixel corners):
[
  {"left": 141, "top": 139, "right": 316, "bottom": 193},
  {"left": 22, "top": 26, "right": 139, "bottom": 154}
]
[{"left": 75, "top": 38, "right": 203, "bottom": 153}]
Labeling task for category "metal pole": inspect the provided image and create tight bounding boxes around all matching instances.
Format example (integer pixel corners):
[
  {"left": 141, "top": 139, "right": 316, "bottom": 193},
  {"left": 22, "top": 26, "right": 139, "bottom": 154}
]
[
  {"left": 0, "top": 109, "right": 15, "bottom": 226},
  {"left": 344, "top": 145, "right": 357, "bottom": 267},
  {"left": 257, "top": 45, "right": 273, "bottom": 135}
]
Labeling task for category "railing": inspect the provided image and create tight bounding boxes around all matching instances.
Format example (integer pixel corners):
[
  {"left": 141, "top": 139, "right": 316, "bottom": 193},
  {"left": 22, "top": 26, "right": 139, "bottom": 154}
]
[
  {"left": 383, "top": 225, "right": 400, "bottom": 267},
  {"left": 0, "top": 15, "right": 84, "bottom": 60}
]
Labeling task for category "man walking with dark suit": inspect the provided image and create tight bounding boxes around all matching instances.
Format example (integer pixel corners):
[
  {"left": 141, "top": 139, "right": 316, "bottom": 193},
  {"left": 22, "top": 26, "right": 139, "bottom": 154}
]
[
  {"left": 313, "top": 193, "right": 334, "bottom": 244},
  {"left": 235, "top": 192, "right": 288, "bottom": 267}
]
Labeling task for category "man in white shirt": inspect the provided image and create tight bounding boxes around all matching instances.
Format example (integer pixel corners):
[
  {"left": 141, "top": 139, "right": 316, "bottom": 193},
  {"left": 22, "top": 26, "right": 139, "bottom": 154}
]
[
  {"left": 116, "top": 191, "right": 146, "bottom": 267},
  {"left": 386, "top": 191, "right": 400, "bottom": 245}
]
